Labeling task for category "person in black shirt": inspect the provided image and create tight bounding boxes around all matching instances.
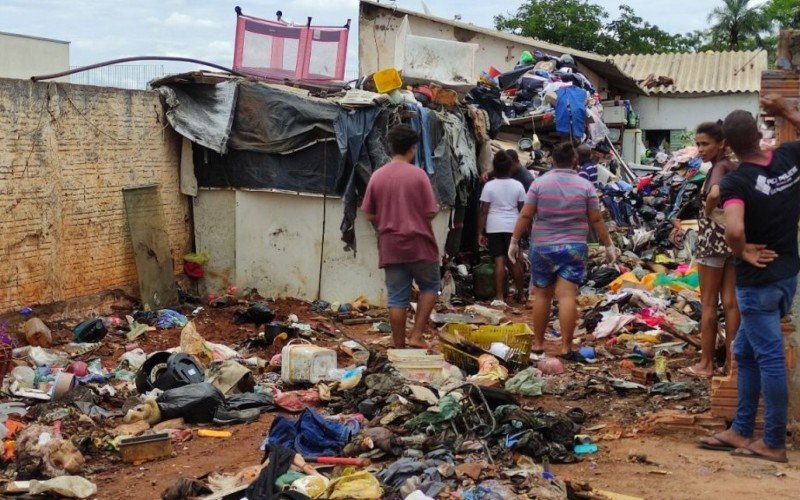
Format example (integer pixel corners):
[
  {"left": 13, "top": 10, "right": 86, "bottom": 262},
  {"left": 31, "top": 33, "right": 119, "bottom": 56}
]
[
  {"left": 506, "top": 150, "right": 534, "bottom": 192},
  {"left": 699, "top": 98, "right": 800, "bottom": 463}
]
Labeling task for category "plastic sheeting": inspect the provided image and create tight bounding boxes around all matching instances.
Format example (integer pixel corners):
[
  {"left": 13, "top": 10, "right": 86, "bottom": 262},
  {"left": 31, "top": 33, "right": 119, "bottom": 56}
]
[
  {"left": 229, "top": 82, "right": 341, "bottom": 154},
  {"left": 158, "top": 81, "right": 238, "bottom": 154},
  {"left": 193, "top": 141, "right": 345, "bottom": 195}
]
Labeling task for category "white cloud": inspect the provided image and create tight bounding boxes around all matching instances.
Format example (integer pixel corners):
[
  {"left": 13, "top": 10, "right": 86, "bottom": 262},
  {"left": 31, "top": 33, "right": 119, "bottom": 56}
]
[{"left": 155, "top": 12, "right": 217, "bottom": 28}]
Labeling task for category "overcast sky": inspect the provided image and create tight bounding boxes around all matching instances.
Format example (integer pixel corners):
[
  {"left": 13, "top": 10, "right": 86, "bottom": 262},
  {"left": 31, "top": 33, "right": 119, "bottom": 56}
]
[{"left": 0, "top": 0, "right": 721, "bottom": 81}]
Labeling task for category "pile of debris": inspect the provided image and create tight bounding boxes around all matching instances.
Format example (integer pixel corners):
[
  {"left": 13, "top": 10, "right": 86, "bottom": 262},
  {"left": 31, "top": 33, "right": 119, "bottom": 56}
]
[{"left": 0, "top": 237, "right": 725, "bottom": 500}]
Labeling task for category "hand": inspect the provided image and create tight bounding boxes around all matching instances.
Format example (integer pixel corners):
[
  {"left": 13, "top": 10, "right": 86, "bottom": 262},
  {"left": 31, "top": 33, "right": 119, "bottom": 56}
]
[
  {"left": 481, "top": 171, "right": 491, "bottom": 183},
  {"left": 761, "top": 94, "right": 791, "bottom": 117},
  {"left": 478, "top": 235, "right": 488, "bottom": 248},
  {"left": 740, "top": 244, "right": 778, "bottom": 268},
  {"left": 508, "top": 237, "right": 520, "bottom": 264},
  {"left": 605, "top": 245, "right": 620, "bottom": 263}
]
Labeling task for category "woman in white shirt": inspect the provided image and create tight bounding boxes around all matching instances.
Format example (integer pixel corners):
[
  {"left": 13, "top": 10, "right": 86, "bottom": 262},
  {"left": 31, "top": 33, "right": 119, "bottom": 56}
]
[{"left": 478, "top": 151, "right": 527, "bottom": 307}]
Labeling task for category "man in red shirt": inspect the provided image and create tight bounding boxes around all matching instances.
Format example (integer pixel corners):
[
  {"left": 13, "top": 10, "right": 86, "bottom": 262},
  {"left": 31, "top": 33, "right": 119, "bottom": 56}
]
[{"left": 361, "top": 124, "right": 440, "bottom": 349}]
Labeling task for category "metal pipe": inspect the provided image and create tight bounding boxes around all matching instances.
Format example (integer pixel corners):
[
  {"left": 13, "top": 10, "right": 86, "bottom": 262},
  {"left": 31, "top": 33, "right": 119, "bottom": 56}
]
[{"left": 31, "top": 56, "right": 248, "bottom": 82}]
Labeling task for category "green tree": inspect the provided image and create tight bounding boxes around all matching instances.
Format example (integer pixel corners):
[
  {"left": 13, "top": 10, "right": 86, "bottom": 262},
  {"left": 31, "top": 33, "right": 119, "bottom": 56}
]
[
  {"left": 604, "top": 5, "right": 698, "bottom": 54},
  {"left": 707, "top": 0, "right": 770, "bottom": 50},
  {"left": 495, "top": 1, "right": 703, "bottom": 55},
  {"left": 762, "top": 0, "right": 800, "bottom": 29},
  {"left": 494, "top": 0, "right": 608, "bottom": 54}
]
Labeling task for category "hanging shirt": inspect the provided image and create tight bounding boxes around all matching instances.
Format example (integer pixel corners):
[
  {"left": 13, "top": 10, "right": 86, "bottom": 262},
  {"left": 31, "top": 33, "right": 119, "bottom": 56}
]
[
  {"left": 525, "top": 168, "right": 599, "bottom": 246},
  {"left": 480, "top": 178, "right": 526, "bottom": 233},
  {"left": 554, "top": 86, "right": 588, "bottom": 139},
  {"left": 720, "top": 142, "right": 800, "bottom": 286},
  {"left": 361, "top": 161, "right": 440, "bottom": 268}
]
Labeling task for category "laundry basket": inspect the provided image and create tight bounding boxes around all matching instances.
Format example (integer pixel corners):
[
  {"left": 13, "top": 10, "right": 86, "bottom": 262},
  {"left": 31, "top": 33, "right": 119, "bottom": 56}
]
[{"left": 439, "top": 323, "right": 533, "bottom": 373}]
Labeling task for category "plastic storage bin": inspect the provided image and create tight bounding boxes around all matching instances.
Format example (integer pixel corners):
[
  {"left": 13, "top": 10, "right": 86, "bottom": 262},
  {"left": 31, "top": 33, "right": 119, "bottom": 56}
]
[
  {"left": 387, "top": 349, "right": 444, "bottom": 384},
  {"left": 281, "top": 340, "right": 337, "bottom": 384}
]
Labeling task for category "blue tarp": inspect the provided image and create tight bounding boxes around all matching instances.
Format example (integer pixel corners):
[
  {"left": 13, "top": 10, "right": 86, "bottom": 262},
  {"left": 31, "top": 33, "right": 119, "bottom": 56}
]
[{"left": 554, "top": 86, "right": 587, "bottom": 139}]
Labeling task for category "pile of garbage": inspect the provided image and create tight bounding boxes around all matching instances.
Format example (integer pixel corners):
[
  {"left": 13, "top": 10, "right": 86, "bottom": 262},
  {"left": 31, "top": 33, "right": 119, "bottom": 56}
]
[{"left": 0, "top": 283, "right": 690, "bottom": 500}]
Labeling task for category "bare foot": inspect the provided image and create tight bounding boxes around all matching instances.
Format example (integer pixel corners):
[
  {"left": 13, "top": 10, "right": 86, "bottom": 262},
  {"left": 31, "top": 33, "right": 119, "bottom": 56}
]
[
  {"left": 407, "top": 340, "right": 430, "bottom": 349},
  {"left": 698, "top": 429, "right": 751, "bottom": 450},
  {"left": 407, "top": 334, "right": 430, "bottom": 349},
  {"left": 732, "top": 438, "right": 788, "bottom": 462}
]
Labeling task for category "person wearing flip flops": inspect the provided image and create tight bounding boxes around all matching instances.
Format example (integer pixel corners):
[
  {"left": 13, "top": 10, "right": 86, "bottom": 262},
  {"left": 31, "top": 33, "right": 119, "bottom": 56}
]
[
  {"left": 508, "top": 142, "right": 619, "bottom": 359},
  {"left": 698, "top": 98, "right": 800, "bottom": 463},
  {"left": 478, "top": 151, "right": 527, "bottom": 308}
]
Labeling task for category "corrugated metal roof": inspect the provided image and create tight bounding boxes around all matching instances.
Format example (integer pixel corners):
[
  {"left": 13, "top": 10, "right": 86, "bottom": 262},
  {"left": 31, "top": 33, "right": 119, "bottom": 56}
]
[{"left": 611, "top": 51, "right": 767, "bottom": 95}]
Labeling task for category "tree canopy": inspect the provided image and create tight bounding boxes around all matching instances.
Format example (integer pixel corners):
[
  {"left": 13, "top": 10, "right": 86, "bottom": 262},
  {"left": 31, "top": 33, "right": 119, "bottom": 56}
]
[{"left": 494, "top": 0, "right": 795, "bottom": 57}]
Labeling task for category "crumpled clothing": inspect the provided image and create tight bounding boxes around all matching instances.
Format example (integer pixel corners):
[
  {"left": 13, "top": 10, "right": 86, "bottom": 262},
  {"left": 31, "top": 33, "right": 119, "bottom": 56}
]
[
  {"left": 467, "top": 354, "right": 508, "bottom": 386},
  {"left": 493, "top": 405, "right": 577, "bottom": 463},
  {"left": 156, "top": 309, "right": 188, "bottom": 330},
  {"left": 651, "top": 381, "right": 692, "bottom": 395},
  {"left": 664, "top": 308, "right": 699, "bottom": 335},
  {"left": 364, "top": 373, "right": 405, "bottom": 396},
  {"left": 274, "top": 389, "right": 321, "bottom": 413},
  {"left": 638, "top": 308, "right": 666, "bottom": 327},
  {"left": 266, "top": 408, "right": 351, "bottom": 458},
  {"left": 246, "top": 443, "right": 299, "bottom": 500},
  {"left": 505, "top": 367, "right": 546, "bottom": 396},
  {"left": 205, "top": 360, "right": 253, "bottom": 396},
  {"left": 404, "top": 395, "right": 460, "bottom": 430},
  {"left": 376, "top": 458, "right": 426, "bottom": 490},
  {"left": 593, "top": 310, "right": 636, "bottom": 339},
  {"left": 461, "top": 480, "right": 516, "bottom": 500}
]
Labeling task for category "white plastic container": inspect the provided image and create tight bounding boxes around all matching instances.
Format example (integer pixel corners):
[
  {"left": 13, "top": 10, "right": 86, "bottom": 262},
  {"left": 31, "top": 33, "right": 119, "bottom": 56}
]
[{"left": 281, "top": 340, "right": 337, "bottom": 384}]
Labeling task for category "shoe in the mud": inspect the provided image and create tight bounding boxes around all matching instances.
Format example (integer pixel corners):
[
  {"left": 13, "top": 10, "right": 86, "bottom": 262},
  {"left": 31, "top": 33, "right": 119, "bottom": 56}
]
[{"left": 212, "top": 407, "right": 260, "bottom": 425}]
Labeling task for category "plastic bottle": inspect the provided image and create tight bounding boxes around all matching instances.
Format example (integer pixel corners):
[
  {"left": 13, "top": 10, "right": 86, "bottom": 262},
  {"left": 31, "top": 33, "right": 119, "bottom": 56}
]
[{"left": 655, "top": 351, "right": 669, "bottom": 382}]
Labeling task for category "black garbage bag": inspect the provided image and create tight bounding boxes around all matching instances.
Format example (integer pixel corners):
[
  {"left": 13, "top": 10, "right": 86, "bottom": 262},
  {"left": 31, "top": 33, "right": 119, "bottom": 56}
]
[
  {"left": 585, "top": 266, "right": 621, "bottom": 288},
  {"left": 233, "top": 303, "right": 275, "bottom": 326},
  {"left": 226, "top": 392, "right": 275, "bottom": 413},
  {"left": 156, "top": 383, "right": 224, "bottom": 424},
  {"left": 73, "top": 319, "right": 107, "bottom": 343}
]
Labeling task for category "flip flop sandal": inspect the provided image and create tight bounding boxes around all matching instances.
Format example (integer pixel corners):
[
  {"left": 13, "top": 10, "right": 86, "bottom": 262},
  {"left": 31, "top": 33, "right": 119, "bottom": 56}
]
[
  {"left": 696, "top": 434, "right": 737, "bottom": 452},
  {"left": 680, "top": 366, "right": 713, "bottom": 379},
  {"left": 731, "top": 447, "right": 789, "bottom": 463},
  {"left": 559, "top": 351, "right": 586, "bottom": 363}
]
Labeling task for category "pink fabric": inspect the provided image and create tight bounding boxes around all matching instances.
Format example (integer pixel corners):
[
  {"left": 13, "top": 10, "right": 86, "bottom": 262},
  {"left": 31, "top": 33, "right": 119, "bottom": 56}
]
[
  {"left": 361, "top": 161, "right": 439, "bottom": 268},
  {"left": 723, "top": 198, "right": 744, "bottom": 208}
]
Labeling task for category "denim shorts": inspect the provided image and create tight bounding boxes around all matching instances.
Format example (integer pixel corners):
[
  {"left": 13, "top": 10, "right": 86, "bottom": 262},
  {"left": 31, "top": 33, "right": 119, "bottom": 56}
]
[
  {"left": 385, "top": 261, "right": 441, "bottom": 308},
  {"left": 529, "top": 243, "right": 588, "bottom": 288},
  {"left": 695, "top": 255, "right": 730, "bottom": 268}
]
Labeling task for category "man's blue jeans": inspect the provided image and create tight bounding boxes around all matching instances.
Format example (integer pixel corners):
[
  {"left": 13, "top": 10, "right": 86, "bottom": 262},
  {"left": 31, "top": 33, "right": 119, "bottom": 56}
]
[{"left": 731, "top": 275, "right": 797, "bottom": 449}]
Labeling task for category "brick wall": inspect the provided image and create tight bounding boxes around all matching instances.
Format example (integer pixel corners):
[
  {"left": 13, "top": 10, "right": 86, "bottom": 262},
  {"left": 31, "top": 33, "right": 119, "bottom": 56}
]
[{"left": 0, "top": 78, "right": 190, "bottom": 314}]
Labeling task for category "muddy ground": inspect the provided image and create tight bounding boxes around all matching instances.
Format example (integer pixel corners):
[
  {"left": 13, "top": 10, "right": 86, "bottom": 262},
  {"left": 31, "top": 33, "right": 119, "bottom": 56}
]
[{"left": 30, "top": 298, "right": 799, "bottom": 499}]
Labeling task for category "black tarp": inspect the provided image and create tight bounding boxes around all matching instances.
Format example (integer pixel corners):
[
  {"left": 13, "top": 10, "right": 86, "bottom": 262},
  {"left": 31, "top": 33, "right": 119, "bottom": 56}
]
[
  {"left": 229, "top": 82, "right": 341, "bottom": 154},
  {"left": 193, "top": 140, "right": 345, "bottom": 195}
]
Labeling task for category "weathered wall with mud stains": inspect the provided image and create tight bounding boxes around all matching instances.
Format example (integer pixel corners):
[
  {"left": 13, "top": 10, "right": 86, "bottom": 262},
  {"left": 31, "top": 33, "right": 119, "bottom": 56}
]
[{"left": 0, "top": 78, "right": 190, "bottom": 314}]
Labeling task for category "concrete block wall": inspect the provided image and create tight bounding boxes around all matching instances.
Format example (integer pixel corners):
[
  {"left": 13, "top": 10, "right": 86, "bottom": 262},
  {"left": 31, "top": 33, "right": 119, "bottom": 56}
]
[{"left": 0, "top": 78, "right": 190, "bottom": 314}]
